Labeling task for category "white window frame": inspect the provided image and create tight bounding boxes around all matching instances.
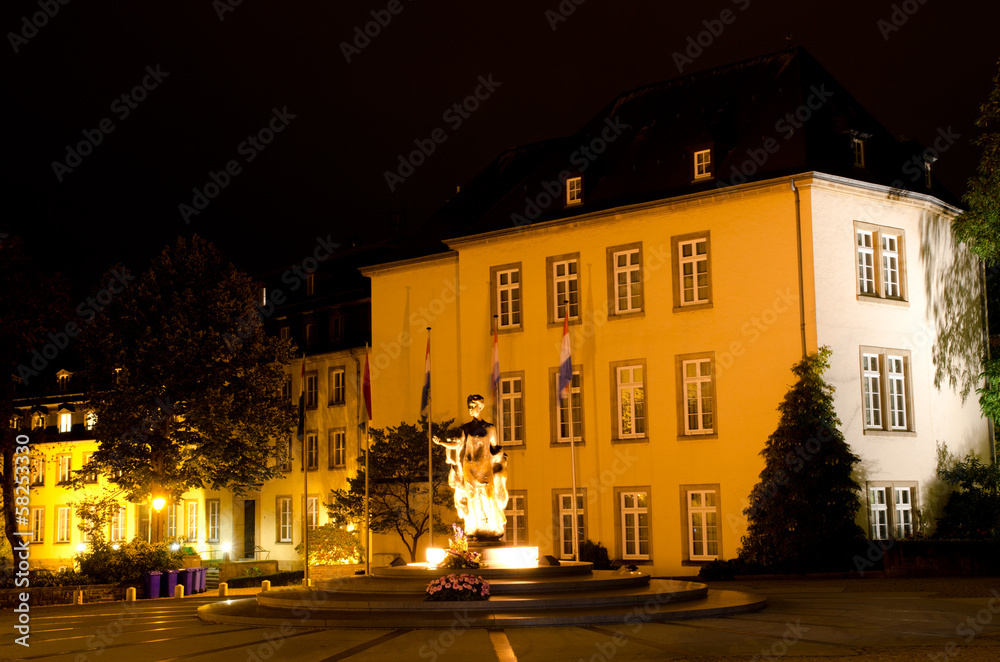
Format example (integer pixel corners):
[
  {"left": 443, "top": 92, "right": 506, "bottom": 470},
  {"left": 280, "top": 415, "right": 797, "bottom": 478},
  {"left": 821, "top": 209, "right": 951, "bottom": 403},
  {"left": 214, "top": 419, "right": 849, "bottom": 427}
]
[
  {"left": 612, "top": 248, "right": 642, "bottom": 314},
  {"left": 616, "top": 365, "right": 646, "bottom": 439},
  {"left": 58, "top": 455, "right": 71, "bottom": 483},
  {"left": 112, "top": 506, "right": 126, "bottom": 542},
  {"left": 855, "top": 222, "right": 906, "bottom": 301},
  {"left": 307, "top": 496, "right": 319, "bottom": 531},
  {"left": 887, "top": 355, "right": 907, "bottom": 430},
  {"left": 30, "top": 456, "right": 44, "bottom": 486},
  {"left": 869, "top": 487, "right": 889, "bottom": 540},
  {"left": 852, "top": 136, "right": 865, "bottom": 167},
  {"left": 495, "top": 267, "right": 522, "bottom": 330},
  {"left": 556, "top": 370, "right": 582, "bottom": 443},
  {"left": 31, "top": 507, "right": 44, "bottom": 543},
  {"left": 278, "top": 497, "right": 292, "bottom": 543},
  {"left": 329, "top": 367, "right": 346, "bottom": 406},
  {"left": 620, "top": 491, "right": 650, "bottom": 560},
  {"left": 682, "top": 359, "right": 713, "bottom": 435},
  {"left": 857, "top": 230, "right": 876, "bottom": 295},
  {"left": 330, "top": 429, "right": 346, "bottom": 468},
  {"left": 558, "top": 492, "right": 585, "bottom": 560},
  {"left": 566, "top": 176, "right": 582, "bottom": 205},
  {"left": 186, "top": 501, "right": 198, "bottom": 543},
  {"left": 58, "top": 412, "right": 72, "bottom": 433},
  {"left": 552, "top": 259, "right": 579, "bottom": 322},
  {"left": 500, "top": 375, "right": 524, "bottom": 446},
  {"left": 306, "top": 432, "right": 319, "bottom": 471},
  {"left": 85, "top": 411, "right": 96, "bottom": 430},
  {"left": 57, "top": 506, "right": 71, "bottom": 543},
  {"left": 861, "top": 348, "right": 912, "bottom": 434},
  {"left": 503, "top": 493, "right": 526, "bottom": 546},
  {"left": 693, "top": 149, "right": 712, "bottom": 179},
  {"left": 894, "top": 487, "right": 913, "bottom": 538},
  {"left": 881, "top": 234, "right": 900, "bottom": 298},
  {"left": 678, "top": 238, "right": 709, "bottom": 306},
  {"left": 687, "top": 490, "right": 719, "bottom": 561},
  {"left": 306, "top": 372, "right": 318, "bottom": 408},
  {"left": 868, "top": 483, "right": 917, "bottom": 540},
  {"left": 207, "top": 500, "right": 220, "bottom": 542},
  {"left": 862, "top": 353, "right": 883, "bottom": 429}
]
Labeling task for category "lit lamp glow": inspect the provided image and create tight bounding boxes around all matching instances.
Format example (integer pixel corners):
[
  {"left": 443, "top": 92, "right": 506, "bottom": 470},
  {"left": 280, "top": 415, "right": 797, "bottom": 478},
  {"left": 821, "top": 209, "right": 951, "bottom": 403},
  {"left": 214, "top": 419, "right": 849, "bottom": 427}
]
[
  {"left": 152, "top": 497, "right": 166, "bottom": 512},
  {"left": 425, "top": 548, "right": 446, "bottom": 567},
  {"left": 221, "top": 543, "right": 232, "bottom": 553},
  {"left": 76, "top": 543, "right": 87, "bottom": 553}
]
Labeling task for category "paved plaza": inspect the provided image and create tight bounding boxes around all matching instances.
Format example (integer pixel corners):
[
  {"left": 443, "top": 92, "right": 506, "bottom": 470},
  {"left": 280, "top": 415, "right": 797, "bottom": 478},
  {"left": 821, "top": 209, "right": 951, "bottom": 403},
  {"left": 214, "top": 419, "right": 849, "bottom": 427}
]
[{"left": 4, "top": 576, "right": 1000, "bottom": 661}]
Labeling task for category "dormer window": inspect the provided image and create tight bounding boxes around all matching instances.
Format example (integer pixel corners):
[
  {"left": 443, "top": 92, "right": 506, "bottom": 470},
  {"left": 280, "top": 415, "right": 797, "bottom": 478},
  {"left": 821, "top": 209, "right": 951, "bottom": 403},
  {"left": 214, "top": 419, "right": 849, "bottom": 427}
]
[
  {"left": 57, "top": 370, "right": 73, "bottom": 392},
  {"left": 566, "top": 177, "right": 583, "bottom": 205},
  {"left": 33, "top": 413, "right": 45, "bottom": 429},
  {"left": 924, "top": 160, "right": 934, "bottom": 189},
  {"left": 693, "top": 149, "right": 712, "bottom": 179},
  {"left": 260, "top": 287, "right": 267, "bottom": 306},
  {"left": 852, "top": 137, "right": 866, "bottom": 168},
  {"left": 306, "top": 274, "right": 315, "bottom": 296},
  {"left": 85, "top": 411, "right": 96, "bottom": 431},
  {"left": 280, "top": 327, "right": 290, "bottom": 342},
  {"left": 59, "top": 412, "right": 72, "bottom": 433}
]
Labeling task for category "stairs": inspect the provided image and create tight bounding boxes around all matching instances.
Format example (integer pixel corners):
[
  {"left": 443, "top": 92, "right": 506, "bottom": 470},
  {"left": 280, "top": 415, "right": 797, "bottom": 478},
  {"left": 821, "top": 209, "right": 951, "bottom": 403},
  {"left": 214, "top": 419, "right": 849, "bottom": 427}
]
[{"left": 205, "top": 567, "right": 220, "bottom": 590}]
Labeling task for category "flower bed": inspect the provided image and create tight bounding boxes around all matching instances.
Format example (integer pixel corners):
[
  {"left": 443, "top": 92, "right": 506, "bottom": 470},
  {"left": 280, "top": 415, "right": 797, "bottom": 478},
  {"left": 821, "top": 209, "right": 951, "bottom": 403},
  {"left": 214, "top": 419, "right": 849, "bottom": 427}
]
[{"left": 426, "top": 573, "right": 490, "bottom": 601}]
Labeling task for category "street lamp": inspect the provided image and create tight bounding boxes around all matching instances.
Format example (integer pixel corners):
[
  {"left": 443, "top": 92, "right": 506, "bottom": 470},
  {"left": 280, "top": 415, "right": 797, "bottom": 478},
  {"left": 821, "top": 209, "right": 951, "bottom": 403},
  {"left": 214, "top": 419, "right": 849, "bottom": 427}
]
[{"left": 149, "top": 493, "right": 166, "bottom": 543}]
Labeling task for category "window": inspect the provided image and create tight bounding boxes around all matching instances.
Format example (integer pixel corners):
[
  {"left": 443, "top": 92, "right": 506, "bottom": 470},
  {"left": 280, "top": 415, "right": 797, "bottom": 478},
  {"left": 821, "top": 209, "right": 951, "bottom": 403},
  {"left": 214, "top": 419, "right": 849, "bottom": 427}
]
[
  {"left": 330, "top": 429, "right": 347, "bottom": 468},
  {"left": 165, "top": 504, "right": 177, "bottom": 540},
  {"left": 550, "top": 366, "right": 583, "bottom": 443},
  {"left": 675, "top": 235, "right": 711, "bottom": 307},
  {"left": 556, "top": 491, "right": 585, "bottom": 559},
  {"left": 614, "top": 362, "right": 647, "bottom": 440},
  {"left": 33, "top": 412, "right": 45, "bottom": 429},
  {"left": 85, "top": 411, "right": 96, "bottom": 430},
  {"left": 281, "top": 375, "right": 292, "bottom": 402},
  {"left": 686, "top": 489, "right": 719, "bottom": 561},
  {"left": 280, "top": 327, "right": 290, "bottom": 342},
  {"left": 59, "top": 412, "right": 72, "bottom": 433},
  {"left": 83, "top": 453, "right": 97, "bottom": 483},
  {"left": 306, "top": 371, "right": 318, "bottom": 408},
  {"left": 852, "top": 136, "right": 866, "bottom": 167},
  {"left": 491, "top": 264, "right": 522, "bottom": 331},
  {"left": 305, "top": 322, "right": 315, "bottom": 348},
  {"left": 867, "top": 483, "right": 918, "bottom": 539},
  {"left": 860, "top": 347, "right": 913, "bottom": 434},
  {"left": 281, "top": 437, "right": 293, "bottom": 472},
  {"left": 619, "top": 491, "right": 650, "bottom": 560},
  {"left": 58, "top": 371, "right": 72, "bottom": 391},
  {"left": 30, "top": 456, "right": 44, "bottom": 486},
  {"left": 330, "top": 315, "right": 345, "bottom": 343},
  {"left": 57, "top": 506, "right": 71, "bottom": 543},
  {"left": 608, "top": 244, "right": 643, "bottom": 315},
  {"left": 854, "top": 222, "right": 906, "bottom": 301},
  {"left": 186, "top": 501, "right": 198, "bottom": 542},
  {"left": 278, "top": 497, "right": 292, "bottom": 543},
  {"left": 500, "top": 373, "right": 524, "bottom": 446},
  {"left": 677, "top": 353, "right": 715, "bottom": 436},
  {"left": 112, "top": 506, "right": 126, "bottom": 542},
  {"left": 260, "top": 286, "right": 267, "bottom": 306},
  {"left": 566, "top": 176, "right": 582, "bottom": 205},
  {"left": 924, "top": 161, "right": 933, "bottom": 189},
  {"left": 693, "top": 149, "right": 712, "bottom": 179},
  {"left": 329, "top": 367, "right": 346, "bottom": 406},
  {"left": 306, "top": 274, "right": 315, "bottom": 296},
  {"left": 307, "top": 496, "right": 318, "bottom": 531},
  {"left": 547, "top": 255, "right": 580, "bottom": 323},
  {"left": 306, "top": 432, "right": 319, "bottom": 470},
  {"left": 504, "top": 492, "right": 527, "bottom": 546},
  {"left": 31, "top": 508, "right": 44, "bottom": 543},
  {"left": 207, "top": 500, "right": 220, "bottom": 542},
  {"left": 58, "top": 455, "right": 71, "bottom": 483}
]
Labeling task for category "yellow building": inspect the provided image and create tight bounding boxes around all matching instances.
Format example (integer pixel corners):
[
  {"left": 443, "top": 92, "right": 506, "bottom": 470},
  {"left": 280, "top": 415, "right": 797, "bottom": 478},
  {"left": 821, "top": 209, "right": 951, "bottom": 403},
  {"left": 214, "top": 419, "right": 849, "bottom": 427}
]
[{"left": 361, "top": 49, "right": 991, "bottom": 576}]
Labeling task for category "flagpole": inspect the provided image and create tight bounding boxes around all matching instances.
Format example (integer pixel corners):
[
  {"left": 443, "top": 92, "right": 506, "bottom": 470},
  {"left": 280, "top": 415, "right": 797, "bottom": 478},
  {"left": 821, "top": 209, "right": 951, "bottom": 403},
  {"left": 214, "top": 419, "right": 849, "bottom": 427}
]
[
  {"left": 299, "top": 353, "right": 310, "bottom": 586},
  {"left": 493, "top": 315, "right": 501, "bottom": 447},
  {"left": 559, "top": 307, "right": 580, "bottom": 562},
  {"left": 363, "top": 344, "right": 370, "bottom": 576},
  {"left": 426, "top": 327, "right": 433, "bottom": 552}
]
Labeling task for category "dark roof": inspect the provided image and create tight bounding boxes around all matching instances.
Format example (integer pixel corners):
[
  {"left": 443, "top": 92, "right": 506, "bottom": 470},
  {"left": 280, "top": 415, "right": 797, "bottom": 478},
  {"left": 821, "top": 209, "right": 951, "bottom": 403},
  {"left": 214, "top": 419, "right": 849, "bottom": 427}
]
[{"left": 379, "top": 47, "right": 956, "bottom": 258}]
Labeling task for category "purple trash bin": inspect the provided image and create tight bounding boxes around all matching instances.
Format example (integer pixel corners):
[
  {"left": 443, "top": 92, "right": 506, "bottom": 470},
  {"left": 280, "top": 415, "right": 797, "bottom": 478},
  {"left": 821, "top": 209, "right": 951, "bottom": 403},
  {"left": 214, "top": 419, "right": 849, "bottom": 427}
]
[
  {"left": 177, "top": 568, "right": 195, "bottom": 596},
  {"left": 161, "top": 569, "right": 178, "bottom": 597},
  {"left": 143, "top": 571, "right": 162, "bottom": 599},
  {"left": 197, "top": 566, "right": 206, "bottom": 593}
]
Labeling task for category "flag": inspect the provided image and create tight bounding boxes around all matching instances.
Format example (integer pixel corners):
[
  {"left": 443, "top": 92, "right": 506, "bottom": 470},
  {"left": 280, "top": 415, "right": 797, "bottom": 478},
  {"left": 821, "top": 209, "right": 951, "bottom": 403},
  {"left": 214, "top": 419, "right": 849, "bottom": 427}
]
[
  {"left": 557, "top": 314, "right": 572, "bottom": 401},
  {"left": 362, "top": 348, "right": 372, "bottom": 423},
  {"left": 296, "top": 354, "right": 306, "bottom": 441},
  {"left": 490, "top": 323, "right": 500, "bottom": 394},
  {"left": 420, "top": 336, "right": 431, "bottom": 419}
]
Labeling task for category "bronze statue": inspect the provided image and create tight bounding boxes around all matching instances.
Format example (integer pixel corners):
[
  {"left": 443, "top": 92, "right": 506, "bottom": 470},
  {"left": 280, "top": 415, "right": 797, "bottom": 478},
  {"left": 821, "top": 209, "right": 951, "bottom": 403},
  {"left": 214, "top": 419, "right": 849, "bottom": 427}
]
[{"left": 433, "top": 394, "right": 508, "bottom": 540}]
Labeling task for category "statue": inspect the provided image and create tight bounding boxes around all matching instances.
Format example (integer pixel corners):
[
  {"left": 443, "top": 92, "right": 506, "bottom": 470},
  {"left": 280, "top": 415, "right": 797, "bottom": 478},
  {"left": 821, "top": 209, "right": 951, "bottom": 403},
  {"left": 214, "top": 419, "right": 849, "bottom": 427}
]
[{"left": 433, "top": 394, "right": 509, "bottom": 541}]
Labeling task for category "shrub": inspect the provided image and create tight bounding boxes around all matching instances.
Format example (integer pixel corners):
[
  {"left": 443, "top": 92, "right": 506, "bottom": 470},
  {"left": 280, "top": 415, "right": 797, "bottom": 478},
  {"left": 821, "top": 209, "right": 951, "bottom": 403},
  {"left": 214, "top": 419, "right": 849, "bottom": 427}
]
[
  {"left": 295, "top": 523, "right": 364, "bottom": 566},
  {"left": 30, "top": 569, "right": 100, "bottom": 588},
  {"left": 578, "top": 540, "right": 617, "bottom": 570},
  {"left": 225, "top": 570, "right": 304, "bottom": 588},
  {"left": 77, "top": 538, "right": 184, "bottom": 584}
]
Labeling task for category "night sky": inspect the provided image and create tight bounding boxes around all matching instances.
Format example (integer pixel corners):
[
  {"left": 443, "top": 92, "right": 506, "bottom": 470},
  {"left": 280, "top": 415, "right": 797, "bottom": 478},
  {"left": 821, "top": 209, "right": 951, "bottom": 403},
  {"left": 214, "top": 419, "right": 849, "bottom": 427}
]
[{"left": 4, "top": 0, "right": 998, "bottom": 293}]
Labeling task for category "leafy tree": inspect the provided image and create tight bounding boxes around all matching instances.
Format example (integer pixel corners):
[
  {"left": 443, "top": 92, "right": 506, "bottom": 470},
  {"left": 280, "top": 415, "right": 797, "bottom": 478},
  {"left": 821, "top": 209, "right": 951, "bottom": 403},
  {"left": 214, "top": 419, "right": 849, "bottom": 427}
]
[
  {"left": 329, "top": 420, "right": 455, "bottom": 562},
  {"left": 78, "top": 236, "right": 296, "bottom": 513},
  {"left": 0, "top": 236, "right": 70, "bottom": 556},
  {"left": 934, "top": 444, "right": 1000, "bottom": 539},
  {"left": 740, "top": 347, "right": 867, "bottom": 571}
]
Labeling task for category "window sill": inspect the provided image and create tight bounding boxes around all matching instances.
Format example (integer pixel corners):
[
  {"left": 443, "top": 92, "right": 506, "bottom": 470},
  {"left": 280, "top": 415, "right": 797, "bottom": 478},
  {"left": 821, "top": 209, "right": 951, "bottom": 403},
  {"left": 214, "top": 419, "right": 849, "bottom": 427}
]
[
  {"left": 329, "top": 465, "right": 346, "bottom": 470},
  {"left": 681, "top": 558, "right": 718, "bottom": 566},
  {"left": 551, "top": 440, "right": 585, "bottom": 448},
  {"left": 609, "top": 310, "right": 645, "bottom": 320},
  {"left": 327, "top": 402, "right": 346, "bottom": 408},
  {"left": 612, "top": 436, "right": 648, "bottom": 445},
  {"left": 497, "top": 326, "right": 523, "bottom": 335},
  {"left": 500, "top": 442, "right": 524, "bottom": 449},
  {"left": 275, "top": 541, "right": 293, "bottom": 545},
  {"left": 673, "top": 303, "right": 713, "bottom": 313},
  {"left": 692, "top": 176, "right": 714, "bottom": 183},
  {"left": 856, "top": 293, "right": 908, "bottom": 307},
  {"left": 677, "top": 432, "right": 718, "bottom": 441},
  {"left": 862, "top": 428, "right": 917, "bottom": 438},
  {"left": 547, "top": 318, "right": 583, "bottom": 330}
]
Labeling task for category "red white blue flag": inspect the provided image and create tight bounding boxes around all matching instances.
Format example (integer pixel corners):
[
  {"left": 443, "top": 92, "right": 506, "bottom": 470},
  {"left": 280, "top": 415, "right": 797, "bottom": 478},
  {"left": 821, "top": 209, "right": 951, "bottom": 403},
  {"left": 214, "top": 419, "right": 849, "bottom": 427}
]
[
  {"left": 557, "top": 314, "right": 572, "bottom": 401},
  {"left": 420, "top": 336, "right": 431, "bottom": 420}
]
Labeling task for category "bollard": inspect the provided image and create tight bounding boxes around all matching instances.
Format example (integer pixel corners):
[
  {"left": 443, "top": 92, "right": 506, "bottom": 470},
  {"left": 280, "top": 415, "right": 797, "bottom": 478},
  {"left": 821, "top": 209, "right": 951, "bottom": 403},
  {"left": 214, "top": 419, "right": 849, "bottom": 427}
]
[
  {"left": 261, "top": 580, "right": 271, "bottom": 591},
  {"left": 73, "top": 589, "right": 84, "bottom": 605},
  {"left": 174, "top": 584, "right": 185, "bottom": 599},
  {"left": 218, "top": 582, "right": 228, "bottom": 597},
  {"left": 302, "top": 578, "right": 312, "bottom": 587},
  {"left": 125, "top": 587, "right": 136, "bottom": 602}
]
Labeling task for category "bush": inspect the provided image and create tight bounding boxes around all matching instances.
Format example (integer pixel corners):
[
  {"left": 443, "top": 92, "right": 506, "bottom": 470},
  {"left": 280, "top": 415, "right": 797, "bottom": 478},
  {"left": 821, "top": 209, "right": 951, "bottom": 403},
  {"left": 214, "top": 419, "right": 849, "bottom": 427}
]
[
  {"left": 30, "top": 569, "right": 100, "bottom": 588},
  {"left": 225, "top": 570, "right": 304, "bottom": 589},
  {"left": 578, "top": 540, "right": 618, "bottom": 570},
  {"left": 77, "top": 538, "right": 184, "bottom": 584},
  {"left": 295, "top": 524, "right": 364, "bottom": 566}
]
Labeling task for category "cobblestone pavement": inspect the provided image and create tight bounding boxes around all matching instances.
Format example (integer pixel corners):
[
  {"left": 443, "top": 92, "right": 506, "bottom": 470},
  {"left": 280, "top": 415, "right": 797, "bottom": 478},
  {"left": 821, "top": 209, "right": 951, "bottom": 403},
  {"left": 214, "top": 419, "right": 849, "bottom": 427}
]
[{"left": 2, "top": 576, "right": 1000, "bottom": 661}]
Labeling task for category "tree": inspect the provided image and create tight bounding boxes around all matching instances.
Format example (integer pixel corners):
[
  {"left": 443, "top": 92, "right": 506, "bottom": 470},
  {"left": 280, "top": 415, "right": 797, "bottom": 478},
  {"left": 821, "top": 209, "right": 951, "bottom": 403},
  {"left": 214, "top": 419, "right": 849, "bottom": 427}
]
[
  {"left": 329, "top": 420, "right": 455, "bottom": 562},
  {"left": 954, "top": 59, "right": 1000, "bottom": 426},
  {"left": 0, "top": 236, "right": 71, "bottom": 557},
  {"left": 78, "top": 236, "right": 296, "bottom": 511},
  {"left": 740, "top": 347, "right": 867, "bottom": 572},
  {"left": 934, "top": 443, "right": 1000, "bottom": 539}
]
